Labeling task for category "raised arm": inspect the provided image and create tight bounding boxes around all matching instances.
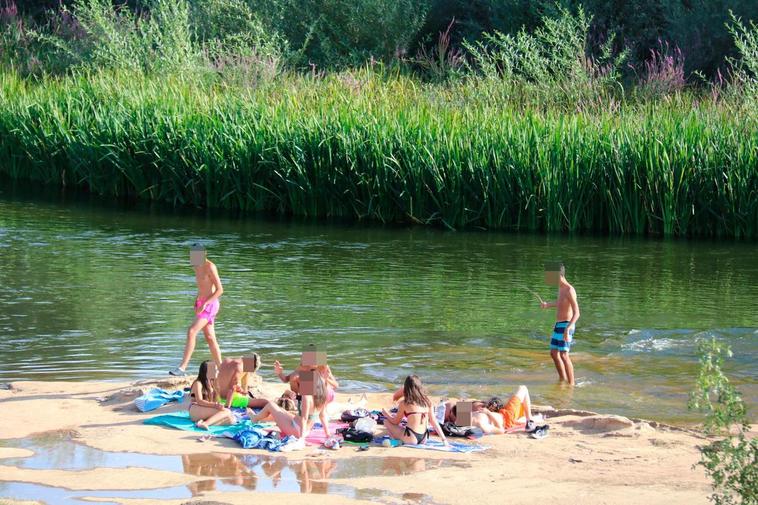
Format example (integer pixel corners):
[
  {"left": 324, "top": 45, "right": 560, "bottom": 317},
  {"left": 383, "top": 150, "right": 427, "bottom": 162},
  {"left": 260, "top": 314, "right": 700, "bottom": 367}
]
[
  {"left": 540, "top": 300, "right": 557, "bottom": 309},
  {"left": 274, "top": 360, "right": 294, "bottom": 383},
  {"left": 323, "top": 365, "right": 339, "bottom": 389},
  {"left": 382, "top": 401, "right": 404, "bottom": 425}
]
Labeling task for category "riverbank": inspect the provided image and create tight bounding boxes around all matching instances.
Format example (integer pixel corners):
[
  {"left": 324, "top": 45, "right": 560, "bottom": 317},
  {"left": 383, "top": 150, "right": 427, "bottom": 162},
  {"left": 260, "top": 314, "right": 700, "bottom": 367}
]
[
  {"left": 0, "top": 377, "right": 730, "bottom": 505},
  {"left": 1, "top": 70, "right": 756, "bottom": 239}
]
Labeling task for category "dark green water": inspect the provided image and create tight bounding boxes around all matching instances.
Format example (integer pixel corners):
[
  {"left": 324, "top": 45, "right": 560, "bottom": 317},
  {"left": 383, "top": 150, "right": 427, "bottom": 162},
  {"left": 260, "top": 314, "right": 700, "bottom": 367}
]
[{"left": 0, "top": 184, "right": 755, "bottom": 424}]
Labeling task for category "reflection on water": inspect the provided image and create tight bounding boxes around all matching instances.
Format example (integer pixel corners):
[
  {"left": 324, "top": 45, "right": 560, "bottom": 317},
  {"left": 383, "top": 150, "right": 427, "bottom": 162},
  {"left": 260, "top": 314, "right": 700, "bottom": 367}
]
[
  {"left": 0, "top": 431, "right": 458, "bottom": 504},
  {"left": 0, "top": 183, "right": 756, "bottom": 424}
]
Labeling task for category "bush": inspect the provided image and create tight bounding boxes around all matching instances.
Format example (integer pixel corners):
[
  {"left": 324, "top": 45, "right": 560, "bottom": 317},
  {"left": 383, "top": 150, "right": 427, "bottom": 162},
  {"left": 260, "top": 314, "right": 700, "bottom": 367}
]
[
  {"left": 689, "top": 338, "right": 757, "bottom": 505},
  {"left": 250, "top": 0, "right": 431, "bottom": 68},
  {"left": 727, "top": 13, "right": 758, "bottom": 100},
  {"left": 463, "top": 6, "right": 626, "bottom": 109},
  {"left": 34, "top": 0, "right": 200, "bottom": 74}
]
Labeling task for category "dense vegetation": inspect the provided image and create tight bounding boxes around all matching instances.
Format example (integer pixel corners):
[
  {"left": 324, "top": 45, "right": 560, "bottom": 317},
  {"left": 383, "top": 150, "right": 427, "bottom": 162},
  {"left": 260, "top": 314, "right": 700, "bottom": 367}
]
[
  {"left": 0, "top": 0, "right": 757, "bottom": 237},
  {"left": 690, "top": 339, "right": 757, "bottom": 505}
]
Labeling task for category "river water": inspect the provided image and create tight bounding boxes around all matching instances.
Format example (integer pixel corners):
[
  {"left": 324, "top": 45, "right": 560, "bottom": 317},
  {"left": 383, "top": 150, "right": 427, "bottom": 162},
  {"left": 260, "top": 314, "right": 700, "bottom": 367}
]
[{"left": 0, "top": 184, "right": 755, "bottom": 424}]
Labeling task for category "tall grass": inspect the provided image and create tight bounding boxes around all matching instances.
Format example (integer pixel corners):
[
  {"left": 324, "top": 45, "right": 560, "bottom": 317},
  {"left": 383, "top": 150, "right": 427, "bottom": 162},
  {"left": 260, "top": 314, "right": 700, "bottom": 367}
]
[
  {"left": 0, "top": 2, "right": 756, "bottom": 238},
  {"left": 0, "top": 69, "right": 756, "bottom": 238}
]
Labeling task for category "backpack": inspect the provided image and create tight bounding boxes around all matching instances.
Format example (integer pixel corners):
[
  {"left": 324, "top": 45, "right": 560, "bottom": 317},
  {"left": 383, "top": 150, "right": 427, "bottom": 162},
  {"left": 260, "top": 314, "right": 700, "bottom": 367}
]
[
  {"left": 337, "top": 427, "right": 373, "bottom": 443},
  {"left": 441, "top": 422, "right": 475, "bottom": 438}
]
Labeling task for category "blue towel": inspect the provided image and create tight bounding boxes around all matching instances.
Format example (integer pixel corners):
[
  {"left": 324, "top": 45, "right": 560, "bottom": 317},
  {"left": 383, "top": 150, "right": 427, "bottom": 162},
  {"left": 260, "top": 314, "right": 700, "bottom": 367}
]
[
  {"left": 144, "top": 411, "right": 254, "bottom": 436},
  {"left": 403, "top": 439, "right": 488, "bottom": 453},
  {"left": 134, "top": 388, "right": 185, "bottom": 412},
  {"left": 233, "top": 427, "right": 290, "bottom": 452}
]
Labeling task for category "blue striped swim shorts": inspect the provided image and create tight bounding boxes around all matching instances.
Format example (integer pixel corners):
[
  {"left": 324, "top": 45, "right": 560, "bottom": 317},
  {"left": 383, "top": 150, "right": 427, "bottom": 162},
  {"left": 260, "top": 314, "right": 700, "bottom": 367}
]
[{"left": 550, "top": 321, "right": 574, "bottom": 352}]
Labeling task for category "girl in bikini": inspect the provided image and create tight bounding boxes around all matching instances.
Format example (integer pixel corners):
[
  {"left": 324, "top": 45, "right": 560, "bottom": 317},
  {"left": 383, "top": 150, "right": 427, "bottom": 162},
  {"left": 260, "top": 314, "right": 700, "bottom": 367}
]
[
  {"left": 273, "top": 360, "right": 339, "bottom": 413},
  {"left": 188, "top": 360, "right": 235, "bottom": 429},
  {"left": 248, "top": 369, "right": 330, "bottom": 440},
  {"left": 382, "top": 375, "right": 448, "bottom": 446}
]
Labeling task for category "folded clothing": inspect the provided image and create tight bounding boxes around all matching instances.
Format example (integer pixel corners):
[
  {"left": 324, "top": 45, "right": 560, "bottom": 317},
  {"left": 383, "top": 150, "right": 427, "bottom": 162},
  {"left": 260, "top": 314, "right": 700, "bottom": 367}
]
[
  {"left": 218, "top": 392, "right": 251, "bottom": 409},
  {"left": 233, "top": 427, "right": 295, "bottom": 451},
  {"left": 134, "top": 388, "right": 185, "bottom": 412},
  {"left": 340, "top": 408, "right": 372, "bottom": 422}
]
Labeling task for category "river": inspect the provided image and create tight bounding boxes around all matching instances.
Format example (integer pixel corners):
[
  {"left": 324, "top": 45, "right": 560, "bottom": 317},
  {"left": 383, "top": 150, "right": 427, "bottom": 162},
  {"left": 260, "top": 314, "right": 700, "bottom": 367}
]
[{"left": 0, "top": 183, "right": 755, "bottom": 424}]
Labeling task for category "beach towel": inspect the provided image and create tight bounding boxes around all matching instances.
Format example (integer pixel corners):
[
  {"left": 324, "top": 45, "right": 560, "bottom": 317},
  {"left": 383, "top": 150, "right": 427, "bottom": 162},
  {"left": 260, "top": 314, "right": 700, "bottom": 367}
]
[
  {"left": 306, "top": 422, "right": 349, "bottom": 446},
  {"left": 403, "top": 439, "right": 488, "bottom": 453},
  {"left": 144, "top": 411, "right": 254, "bottom": 436},
  {"left": 134, "top": 388, "right": 185, "bottom": 412}
]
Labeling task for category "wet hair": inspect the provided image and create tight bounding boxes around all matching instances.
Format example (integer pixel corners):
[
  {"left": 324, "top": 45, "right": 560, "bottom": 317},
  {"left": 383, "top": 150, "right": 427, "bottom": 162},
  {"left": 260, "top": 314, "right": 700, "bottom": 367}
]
[
  {"left": 194, "top": 360, "right": 215, "bottom": 402},
  {"left": 485, "top": 396, "right": 504, "bottom": 411},
  {"left": 544, "top": 261, "right": 565, "bottom": 276},
  {"left": 403, "top": 375, "right": 431, "bottom": 409}
]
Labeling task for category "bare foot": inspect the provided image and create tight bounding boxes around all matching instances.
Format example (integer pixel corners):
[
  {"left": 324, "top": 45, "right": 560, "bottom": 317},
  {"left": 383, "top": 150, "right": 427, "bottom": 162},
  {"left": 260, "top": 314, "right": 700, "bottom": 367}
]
[{"left": 196, "top": 420, "right": 209, "bottom": 430}]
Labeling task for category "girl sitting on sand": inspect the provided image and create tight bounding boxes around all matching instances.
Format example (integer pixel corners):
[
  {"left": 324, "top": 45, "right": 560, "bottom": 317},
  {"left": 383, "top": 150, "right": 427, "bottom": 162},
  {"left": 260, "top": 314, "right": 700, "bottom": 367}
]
[
  {"left": 248, "top": 369, "right": 330, "bottom": 440},
  {"left": 188, "top": 360, "right": 235, "bottom": 430},
  {"left": 382, "top": 375, "right": 448, "bottom": 446}
]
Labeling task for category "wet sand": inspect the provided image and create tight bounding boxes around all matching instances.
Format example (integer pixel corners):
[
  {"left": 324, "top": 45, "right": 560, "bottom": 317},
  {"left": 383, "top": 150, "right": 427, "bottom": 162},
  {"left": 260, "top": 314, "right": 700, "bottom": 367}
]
[{"left": 0, "top": 377, "right": 725, "bottom": 505}]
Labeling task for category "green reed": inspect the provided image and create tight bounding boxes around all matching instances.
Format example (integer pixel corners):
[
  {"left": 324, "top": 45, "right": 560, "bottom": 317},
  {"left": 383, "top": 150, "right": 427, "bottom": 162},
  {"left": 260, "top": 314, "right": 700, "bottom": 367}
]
[{"left": 0, "top": 69, "right": 756, "bottom": 238}]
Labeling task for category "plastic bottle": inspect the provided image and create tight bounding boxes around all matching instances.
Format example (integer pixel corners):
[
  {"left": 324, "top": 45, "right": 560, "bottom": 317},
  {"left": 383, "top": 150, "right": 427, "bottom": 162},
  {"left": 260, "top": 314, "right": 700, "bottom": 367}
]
[{"left": 434, "top": 399, "right": 447, "bottom": 425}]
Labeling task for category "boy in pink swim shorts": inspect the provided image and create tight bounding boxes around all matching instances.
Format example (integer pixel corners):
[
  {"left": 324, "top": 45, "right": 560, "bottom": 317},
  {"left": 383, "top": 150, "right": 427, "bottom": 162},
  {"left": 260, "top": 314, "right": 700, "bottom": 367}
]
[{"left": 170, "top": 244, "right": 224, "bottom": 376}]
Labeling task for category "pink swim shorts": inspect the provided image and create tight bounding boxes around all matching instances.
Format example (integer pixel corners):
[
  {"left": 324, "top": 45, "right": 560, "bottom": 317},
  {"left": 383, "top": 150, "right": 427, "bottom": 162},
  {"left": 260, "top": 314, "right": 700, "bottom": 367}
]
[{"left": 194, "top": 298, "right": 220, "bottom": 324}]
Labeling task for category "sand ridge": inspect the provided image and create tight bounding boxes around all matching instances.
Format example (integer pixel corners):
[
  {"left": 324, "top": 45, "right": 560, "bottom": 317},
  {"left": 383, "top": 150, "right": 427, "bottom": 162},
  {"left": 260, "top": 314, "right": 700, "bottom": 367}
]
[{"left": 0, "top": 377, "right": 720, "bottom": 505}]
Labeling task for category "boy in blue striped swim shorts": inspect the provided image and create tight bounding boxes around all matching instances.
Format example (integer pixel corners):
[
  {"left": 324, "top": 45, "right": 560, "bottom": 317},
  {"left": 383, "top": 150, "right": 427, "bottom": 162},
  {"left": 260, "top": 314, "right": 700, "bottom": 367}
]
[{"left": 540, "top": 262, "right": 580, "bottom": 385}]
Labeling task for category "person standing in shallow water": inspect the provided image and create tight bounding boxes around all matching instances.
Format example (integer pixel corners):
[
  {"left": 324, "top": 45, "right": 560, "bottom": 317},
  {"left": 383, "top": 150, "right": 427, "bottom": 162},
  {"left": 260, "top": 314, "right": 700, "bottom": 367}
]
[
  {"left": 170, "top": 244, "right": 224, "bottom": 376},
  {"left": 540, "top": 262, "right": 580, "bottom": 385}
]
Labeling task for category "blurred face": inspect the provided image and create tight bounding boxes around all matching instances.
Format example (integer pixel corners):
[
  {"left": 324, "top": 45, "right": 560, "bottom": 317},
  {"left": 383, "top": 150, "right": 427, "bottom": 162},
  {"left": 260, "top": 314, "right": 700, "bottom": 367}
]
[
  {"left": 544, "top": 261, "right": 563, "bottom": 285},
  {"left": 300, "top": 350, "right": 327, "bottom": 367},
  {"left": 545, "top": 270, "right": 560, "bottom": 285},
  {"left": 190, "top": 249, "right": 206, "bottom": 267}
]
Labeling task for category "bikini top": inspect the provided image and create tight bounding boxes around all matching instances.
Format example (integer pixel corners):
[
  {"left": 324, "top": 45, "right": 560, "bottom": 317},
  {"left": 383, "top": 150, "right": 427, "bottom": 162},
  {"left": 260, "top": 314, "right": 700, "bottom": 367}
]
[{"left": 405, "top": 411, "right": 427, "bottom": 422}]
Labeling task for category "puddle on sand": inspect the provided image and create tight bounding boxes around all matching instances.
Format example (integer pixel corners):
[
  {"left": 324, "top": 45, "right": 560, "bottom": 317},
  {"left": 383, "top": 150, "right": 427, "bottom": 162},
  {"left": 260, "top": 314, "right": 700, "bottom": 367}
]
[{"left": 0, "top": 430, "right": 466, "bottom": 504}]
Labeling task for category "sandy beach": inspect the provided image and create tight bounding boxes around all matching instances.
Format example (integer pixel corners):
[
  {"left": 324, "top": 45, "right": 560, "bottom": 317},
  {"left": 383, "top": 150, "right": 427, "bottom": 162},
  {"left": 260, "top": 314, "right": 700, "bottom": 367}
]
[{"left": 0, "top": 376, "right": 733, "bottom": 505}]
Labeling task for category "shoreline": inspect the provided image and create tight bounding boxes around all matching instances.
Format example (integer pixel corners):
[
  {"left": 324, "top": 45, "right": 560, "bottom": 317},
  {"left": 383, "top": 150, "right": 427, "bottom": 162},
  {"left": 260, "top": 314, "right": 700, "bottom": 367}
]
[
  {"left": 0, "top": 376, "right": 709, "bottom": 431},
  {"left": 0, "top": 377, "right": 729, "bottom": 505}
]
